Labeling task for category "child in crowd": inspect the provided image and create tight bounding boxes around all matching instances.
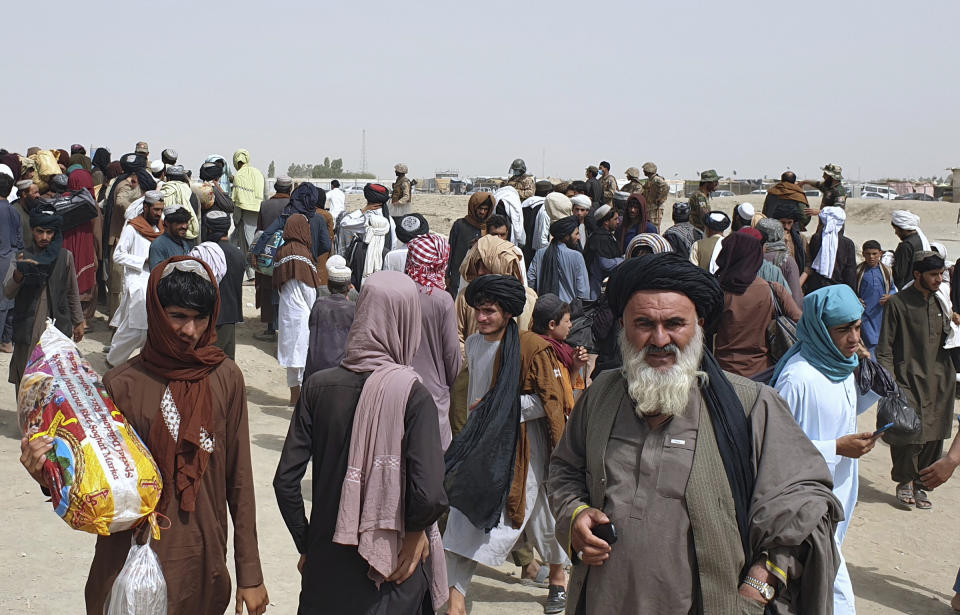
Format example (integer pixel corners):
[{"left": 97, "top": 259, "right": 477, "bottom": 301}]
[{"left": 855, "top": 240, "right": 896, "bottom": 358}]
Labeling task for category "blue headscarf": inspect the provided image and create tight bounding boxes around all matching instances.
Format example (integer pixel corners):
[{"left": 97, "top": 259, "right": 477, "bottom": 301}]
[{"left": 771, "top": 285, "right": 864, "bottom": 384}]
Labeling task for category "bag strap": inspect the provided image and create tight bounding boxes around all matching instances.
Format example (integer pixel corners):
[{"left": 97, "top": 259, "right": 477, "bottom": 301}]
[{"left": 766, "top": 281, "right": 784, "bottom": 318}]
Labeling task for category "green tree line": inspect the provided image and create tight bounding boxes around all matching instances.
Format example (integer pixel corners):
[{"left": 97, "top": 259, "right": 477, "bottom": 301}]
[{"left": 287, "top": 157, "right": 375, "bottom": 179}]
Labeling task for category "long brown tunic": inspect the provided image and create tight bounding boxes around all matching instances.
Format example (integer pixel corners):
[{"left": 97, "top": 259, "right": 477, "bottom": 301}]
[
  {"left": 877, "top": 285, "right": 955, "bottom": 444},
  {"left": 714, "top": 277, "right": 802, "bottom": 378},
  {"left": 86, "top": 357, "right": 263, "bottom": 615}
]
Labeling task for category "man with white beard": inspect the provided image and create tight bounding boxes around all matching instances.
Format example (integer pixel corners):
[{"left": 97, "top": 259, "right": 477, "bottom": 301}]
[{"left": 548, "top": 252, "right": 843, "bottom": 615}]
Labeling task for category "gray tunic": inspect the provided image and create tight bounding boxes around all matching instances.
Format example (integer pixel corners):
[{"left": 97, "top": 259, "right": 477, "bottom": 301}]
[{"left": 586, "top": 390, "right": 701, "bottom": 613}]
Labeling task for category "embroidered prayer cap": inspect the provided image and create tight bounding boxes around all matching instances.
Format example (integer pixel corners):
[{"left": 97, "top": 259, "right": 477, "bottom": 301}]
[
  {"left": 161, "top": 148, "right": 178, "bottom": 164},
  {"left": 706, "top": 211, "right": 731, "bottom": 232},
  {"left": 326, "top": 254, "right": 353, "bottom": 283},
  {"left": 150, "top": 160, "right": 165, "bottom": 174},
  {"left": 144, "top": 190, "right": 164, "bottom": 204}
]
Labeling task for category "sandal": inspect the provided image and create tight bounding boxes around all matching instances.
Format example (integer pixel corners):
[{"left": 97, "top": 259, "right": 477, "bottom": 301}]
[
  {"left": 896, "top": 482, "right": 915, "bottom": 508},
  {"left": 913, "top": 483, "right": 932, "bottom": 510}
]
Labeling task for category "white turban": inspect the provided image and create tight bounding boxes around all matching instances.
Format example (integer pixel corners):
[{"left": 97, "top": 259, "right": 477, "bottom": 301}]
[
  {"left": 811, "top": 206, "right": 846, "bottom": 278},
  {"left": 736, "top": 203, "right": 755, "bottom": 220},
  {"left": 189, "top": 241, "right": 227, "bottom": 283},
  {"left": 363, "top": 215, "right": 390, "bottom": 279},
  {"left": 326, "top": 254, "right": 352, "bottom": 283},
  {"left": 570, "top": 194, "right": 592, "bottom": 210},
  {"left": 891, "top": 210, "right": 931, "bottom": 250}
]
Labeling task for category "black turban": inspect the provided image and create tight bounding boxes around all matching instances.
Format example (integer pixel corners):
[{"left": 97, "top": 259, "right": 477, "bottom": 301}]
[
  {"left": 465, "top": 274, "right": 527, "bottom": 317},
  {"left": 363, "top": 183, "right": 390, "bottom": 205},
  {"left": 768, "top": 195, "right": 801, "bottom": 220},
  {"left": 534, "top": 180, "right": 553, "bottom": 197},
  {"left": 395, "top": 213, "right": 429, "bottom": 244},
  {"left": 913, "top": 251, "right": 945, "bottom": 273},
  {"left": 607, "top": 252, "right": 724, "bottom": 325},
  {"left": 549, "top": 215, "right": 579, "bottom": 241},
  {"left": 202, "top": 211, "right": 231, "bottom": 242},
  {"left": 199, "top": 161, "right": 221, "bottom": 181}
]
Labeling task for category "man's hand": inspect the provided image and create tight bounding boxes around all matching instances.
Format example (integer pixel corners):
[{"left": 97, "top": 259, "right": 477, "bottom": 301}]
[
  {"left": 804, "top": 208, "right": 820, "bottom": 218},
  {"left": 919, "top": 455, "right": 960, "bottom": 489},
  {"left": 386, "top": 530, "right": 429, "bottom": 584},
  {"left": 73, "top": 321, "right": 86, "bottom": 343},
  {"left": 572, "top": 346, "right": 589, "bottom": 370},
  {"left": 738, "top": 563, "right": 773, "bottom": 605},
  {"left": 20, "top": 435, "right": 53, "bottom": 488},
  {"left": 297, "top": 554, "right": 307, "bottom": 575},
  {"left": 570, "top": 507, "right": 612, "bottom": 566},
  {"left": 952, "top": 312, "right": 960, "bottom": 326},
  {"left": 837, "top": 432, "right": 877, "bottom": 458},
  {"left": 235, "top": 584, "right": 268, "bottom": 615},
  {"left": 855, "top": 342, "right": 871, "bottom": 360},
  {"left": 879, "top": 293, "right": 891, "bottom": 306}
]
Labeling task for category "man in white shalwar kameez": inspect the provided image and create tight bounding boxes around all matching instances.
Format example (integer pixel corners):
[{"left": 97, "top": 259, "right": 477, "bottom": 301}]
[
  {"left": 443, "top": 274, "right": 570, "bottom": 615},
  {"left": 772, "top": 285, "right": 881, "bottom": 615},
  {"left": 106, "top": 191, "right": 165, "bottom": 367}
]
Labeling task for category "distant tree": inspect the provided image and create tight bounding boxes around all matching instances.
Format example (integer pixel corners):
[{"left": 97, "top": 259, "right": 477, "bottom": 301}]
[
  {"left": 331, "top": 158, "right": 343, "bottom": 174},
  {"left": 268, "top": 160, "right": 276, "bottom": 178},
  {"left": 323, "top": 156, "right": 330, "bottom": 167},
  {"left": 286, "top": 158, "right": 374, "bottom": 179}
]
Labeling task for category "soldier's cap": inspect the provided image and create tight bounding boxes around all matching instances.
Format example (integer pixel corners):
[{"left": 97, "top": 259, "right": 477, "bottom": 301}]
[
  {"left": 700, "top": 169, "right": 720, "bottom": 182},
  {"left": 642, "top": 162, "right": 657, "bottom": 174},
  {"left": 821, "top": 163, "right": 842, "bottom": 180},
  {"left": 394, "top": 163, "right": 408, "bottom": 174},
  {"left": 586, "top": 165, "right": 599, "bottom": 174},
  {"left": 626, "top": 166, "right": 641, "bottom": 179}
]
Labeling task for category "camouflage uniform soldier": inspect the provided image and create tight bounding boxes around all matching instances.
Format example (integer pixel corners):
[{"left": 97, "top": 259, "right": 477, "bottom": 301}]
[
  {"left": 599, "top": 160, "right": 618, "bottom": 204},
  {"left": 621, "top": 166, "right": 644, "bottom": 195},
  {"left": 504, "top": 158, "right": 535, "bottom": 200},
  {"left": 689, "top": 169, "right": 719, "bottom": 232},
  {"left": 640, "top": 162, "right": 670, "bottom": 230},
  {"left": 391, "top": 162, "right": 412, "bottom": 216},
  {"left": 800, "top": 163, "right": 846, "bottom": 210}
]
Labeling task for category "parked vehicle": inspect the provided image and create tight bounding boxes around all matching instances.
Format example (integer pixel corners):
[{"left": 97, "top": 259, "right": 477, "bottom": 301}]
[
  {"left": 804, "top": 189, "right": 822, "bottom": 198},
  {"left": 750, "top": 189, "right": 767, "bottom": 195},
  {"left": 860, "top": 184, "right": 898, "bottom": 200},
  {"left": 710, "top": 190, "right": 736, "bottom": 197},
  {"left": 893, "top": 192, "right": 936, "bottom": 201}
]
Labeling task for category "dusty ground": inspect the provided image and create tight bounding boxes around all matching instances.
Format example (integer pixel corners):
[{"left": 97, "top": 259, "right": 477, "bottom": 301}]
[{"left": 1, "top": 194, "right": 959, "bottom": 614}]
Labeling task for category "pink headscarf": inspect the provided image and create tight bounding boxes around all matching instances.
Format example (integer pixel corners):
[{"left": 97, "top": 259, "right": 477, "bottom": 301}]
[
  {"left": 405, "top": 233, "right": 449, "bottom": 294},
  {"left": 333, "top": 271, "right": 448, "bottom": 608}
]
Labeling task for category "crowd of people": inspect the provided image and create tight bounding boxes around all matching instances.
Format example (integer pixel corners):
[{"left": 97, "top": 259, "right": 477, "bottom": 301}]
[{"left": 5, "top": 144, "right": 960, "bottom": 615}]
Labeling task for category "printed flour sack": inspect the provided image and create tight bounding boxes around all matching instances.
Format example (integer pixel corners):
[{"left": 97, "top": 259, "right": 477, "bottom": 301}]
[{"left": 18, "top": 322, "right": 162, "bottom": 535}]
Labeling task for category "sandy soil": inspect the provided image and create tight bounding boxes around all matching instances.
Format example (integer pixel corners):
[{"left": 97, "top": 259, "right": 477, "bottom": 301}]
[{"left": 1, "top": 194, "right": 958, "bottom": 614}]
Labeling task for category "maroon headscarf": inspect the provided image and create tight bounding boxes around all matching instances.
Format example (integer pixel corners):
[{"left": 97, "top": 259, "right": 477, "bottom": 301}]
[
  {"left": 1, "top": 153, "right": 22, "bottom": 180},
  {"left": 141, "top": 256, "right": 226, "bottom": 513},
  {"left": 715, "top": 230, "right": 764, "bottom": 295}
]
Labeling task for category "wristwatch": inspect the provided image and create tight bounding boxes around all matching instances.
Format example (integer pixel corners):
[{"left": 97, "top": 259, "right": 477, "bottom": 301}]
[{"left": 742, "top": 576, "right": 776, "bottom": 601}]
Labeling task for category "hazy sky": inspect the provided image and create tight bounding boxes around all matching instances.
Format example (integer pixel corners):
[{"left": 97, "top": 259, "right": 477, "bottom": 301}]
[{"left": 6, "top": 0, "right": 958, "bottom": 182}]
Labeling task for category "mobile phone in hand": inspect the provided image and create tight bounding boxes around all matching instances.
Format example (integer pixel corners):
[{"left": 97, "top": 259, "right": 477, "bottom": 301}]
[
  {"left": 872, "top": 422, "right": 895, "bottom": 438},
  {"left": 592, "top": 522, "right": 618, "bottom": 545}
]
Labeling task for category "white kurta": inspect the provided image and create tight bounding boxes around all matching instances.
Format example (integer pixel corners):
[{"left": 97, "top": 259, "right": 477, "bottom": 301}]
[
  {"left": 277, "top": 279, "right": 316, "bottom": 369},
  {"left": 326, "top": 188, "right": 345, "bottom": 221},
  {"left": 109, "top": 223, "right": 156, "bottom": 330},
  {"left": 774, "top": 353, "right": 879, "bottom": 615}
]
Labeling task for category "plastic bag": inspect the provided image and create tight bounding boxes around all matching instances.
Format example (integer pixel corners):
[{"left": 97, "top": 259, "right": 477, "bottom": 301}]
[
  {"left": 879, "top": 388, "right": 922, "bottom": 443},
  {"left": 106, "top": 533, "right": 167, "bottom": 615},
  {"left": 18, "top": 322, "right": 162, "bottom": 534}
]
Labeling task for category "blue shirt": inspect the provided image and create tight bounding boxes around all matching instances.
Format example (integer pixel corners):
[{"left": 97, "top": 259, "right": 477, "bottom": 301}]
[
  {"left": 859, "top": 265, "right": 895, "bottom": 347},
  {"left": 148, "top": 233, "right": 190, "bottom": 271},
  {"left": 527, "top": 243, "right": 591, "bottom": 303}
]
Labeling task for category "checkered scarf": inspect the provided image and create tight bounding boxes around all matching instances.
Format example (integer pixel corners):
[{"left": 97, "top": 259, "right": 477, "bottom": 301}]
[{"left": 405, "top": 233, "right": 449, "bottom": 293}]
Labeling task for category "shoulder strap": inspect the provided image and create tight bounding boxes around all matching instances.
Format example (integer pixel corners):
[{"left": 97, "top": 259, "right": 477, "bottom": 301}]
[{"left": 766, "top": 281, "right": 784, "bottom": 318}]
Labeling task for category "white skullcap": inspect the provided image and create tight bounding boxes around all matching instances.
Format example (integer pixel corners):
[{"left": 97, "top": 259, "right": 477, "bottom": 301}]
[
  {"left": 150, "top": 160, "right": 165, "bottom": 174},
  {"left": 736, "top": 203, "right": 755, "bottom": 220},
  {"left": 592, "top": 204, "right": 613, "bottom": 221},
  {"left": 570, "top": 194, "right": 592, "bottom": 210},
  {"left": 163, "top": 203, "right": 185, "bottom": 216},
  {"left": 326, "top": 254, "right": 352, "bottom": 283},
  {"left": 144, "top": 190, "right": 163, "bottom": 204},
  {"left": 0, "top": 164, "right": 12, "bottom": 179}
]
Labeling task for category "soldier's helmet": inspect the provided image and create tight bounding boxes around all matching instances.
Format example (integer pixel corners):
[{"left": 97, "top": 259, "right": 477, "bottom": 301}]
[{"left": 509, "top": 158, "right": 527, "bottom": 176}]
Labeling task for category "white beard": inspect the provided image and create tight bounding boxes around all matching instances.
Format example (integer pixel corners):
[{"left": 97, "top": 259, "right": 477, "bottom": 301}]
[{"left": 620, "top": 326, "right": 706, "bottom": 419}]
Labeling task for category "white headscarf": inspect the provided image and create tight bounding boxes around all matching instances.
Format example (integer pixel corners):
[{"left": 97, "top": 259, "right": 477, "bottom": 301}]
[
  {"left": 811, "top": 206, "right": 846, "bottom": 278},
  {"left": 189, "top": 242, "right": 227, "bottom": 283},
  {"left": 363, "top": 215, "right": 390, "bottom": 279},
  {"left": 493, "top": 185, "right": 525, "bottom": 246},
  {"left": 891, "top": 210, "right": 931, "bottom": 250}
]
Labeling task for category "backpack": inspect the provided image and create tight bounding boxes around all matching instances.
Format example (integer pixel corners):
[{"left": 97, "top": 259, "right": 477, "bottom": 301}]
[{"left": 254, "top": 228, "right": 285, "bottom": 275}]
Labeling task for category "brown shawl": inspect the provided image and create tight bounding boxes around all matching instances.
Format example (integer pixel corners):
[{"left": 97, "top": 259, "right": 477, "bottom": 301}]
[
  {"left": 768, "top": 181, "right": 809, "bottom": 205},
  {"left": 129, "top": 214, "right": 164, "bottom": 241},
  {"left": 273, "top": 213, "right": 319, "bottom": 290},
  {"left": 140, "top": 256, "right": 226, "bottom": 513},
  {"left": 465, "top": 191, "right": 494, "bottom": 230}
]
